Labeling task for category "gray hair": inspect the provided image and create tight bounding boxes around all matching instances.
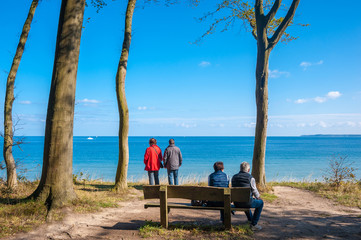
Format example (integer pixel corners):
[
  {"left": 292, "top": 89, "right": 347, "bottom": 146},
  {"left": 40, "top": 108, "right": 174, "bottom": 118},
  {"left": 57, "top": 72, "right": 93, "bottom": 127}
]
[{"left": 240, "top": 162, "right": 250, "bottom": 172}]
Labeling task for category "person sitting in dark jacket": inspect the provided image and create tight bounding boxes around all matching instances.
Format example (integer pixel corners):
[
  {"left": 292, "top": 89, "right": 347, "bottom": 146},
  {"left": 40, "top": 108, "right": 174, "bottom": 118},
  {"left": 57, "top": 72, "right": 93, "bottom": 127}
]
[
  {"left": 232, "top": 161, "right": 264, "bottom": 231},
  {"left": 207, "top": 161, "right": 229, "bottom": 223}
]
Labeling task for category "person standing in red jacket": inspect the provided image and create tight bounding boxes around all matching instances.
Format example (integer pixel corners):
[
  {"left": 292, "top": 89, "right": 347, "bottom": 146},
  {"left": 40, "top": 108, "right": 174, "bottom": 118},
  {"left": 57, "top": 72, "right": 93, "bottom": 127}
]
[{"left": 144, "top": 138, "right": 163, "bottom": 185}]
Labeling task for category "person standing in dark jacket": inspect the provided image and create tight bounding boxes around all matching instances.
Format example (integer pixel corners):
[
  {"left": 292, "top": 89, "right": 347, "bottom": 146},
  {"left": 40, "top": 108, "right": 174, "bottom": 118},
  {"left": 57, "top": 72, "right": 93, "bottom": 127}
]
[
  {"left": 208, "top": 161, "right": 229, "bottom": 223},
  {"left": 163, "top": 139, "right": 182, "bottom": 185},
  {"left": 232, "top": 161, "right": 263, "bottom": 231}
]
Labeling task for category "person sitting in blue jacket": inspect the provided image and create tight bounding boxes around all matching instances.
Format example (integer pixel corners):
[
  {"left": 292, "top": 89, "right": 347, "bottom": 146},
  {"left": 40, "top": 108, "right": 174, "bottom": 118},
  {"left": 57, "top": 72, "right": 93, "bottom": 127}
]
[{"left": 207, "top": 161, "right": 229, "bottom": 223}]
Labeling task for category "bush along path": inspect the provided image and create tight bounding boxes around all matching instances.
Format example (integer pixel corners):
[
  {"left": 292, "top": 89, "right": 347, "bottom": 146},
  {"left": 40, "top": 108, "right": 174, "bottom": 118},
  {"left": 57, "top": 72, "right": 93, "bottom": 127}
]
[{"left": 4, "top": 185, "right": 361, "bottom": 240}]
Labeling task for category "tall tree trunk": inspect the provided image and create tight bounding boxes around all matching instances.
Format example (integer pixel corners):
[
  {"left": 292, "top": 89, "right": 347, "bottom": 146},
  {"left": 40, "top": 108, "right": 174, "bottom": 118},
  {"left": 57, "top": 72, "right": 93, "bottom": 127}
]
[
  {"left": 251, "top": 0, "right": 300, "bottom": 189},
  {"left": 30, "top": 0, "right": 85, "bottom": 213},
  {"left": 251, "top": 5, "right": 269, "bottom": 188},
  {"left": 3, "top": 0, "right": 39, "bottom": 189},
  {"left": 251, "top": 41, "right": 270, "bottom": 189},
  {"left": 114, "top": 0, "right": 136, "bottom": 192}
]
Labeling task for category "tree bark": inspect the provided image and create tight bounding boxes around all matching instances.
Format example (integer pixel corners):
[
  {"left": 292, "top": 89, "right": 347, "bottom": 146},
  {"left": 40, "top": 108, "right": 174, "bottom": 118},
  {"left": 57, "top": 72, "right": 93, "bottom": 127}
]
[
  {"left": 3, "top": 0, "right": 39, "bottom": 189},
  {"left": 251, "top": 0, "right": 300, "bottom": 188},
  {"left": 251, "top": 41, "right": 270, "bottom": 188},
  {"left": 30, "top": 0, "right": 85, "bottom": 212},
  {"left": 114, "top": 0, "right": 136, "bottom": 192}
]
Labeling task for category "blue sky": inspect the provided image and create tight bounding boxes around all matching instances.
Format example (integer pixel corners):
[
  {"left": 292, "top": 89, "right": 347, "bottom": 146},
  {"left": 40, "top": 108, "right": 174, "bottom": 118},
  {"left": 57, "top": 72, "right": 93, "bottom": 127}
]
[{"left": 0, "top": 0, "right": 360, "bottom": 136}]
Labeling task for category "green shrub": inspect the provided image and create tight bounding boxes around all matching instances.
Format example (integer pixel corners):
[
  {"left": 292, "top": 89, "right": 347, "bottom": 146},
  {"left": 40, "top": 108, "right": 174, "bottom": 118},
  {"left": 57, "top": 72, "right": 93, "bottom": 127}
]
[{"left": 323, "top": 155, "right": 357, "bottom": 189}]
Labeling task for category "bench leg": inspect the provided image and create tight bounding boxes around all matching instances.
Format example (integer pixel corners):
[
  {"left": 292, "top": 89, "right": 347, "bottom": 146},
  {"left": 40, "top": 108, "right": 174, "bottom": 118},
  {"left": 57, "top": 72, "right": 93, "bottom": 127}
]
[
  {"left": 160, "top": 186, "right": 168, "bottom": 229},
  {"left": 224, "top": 189, "right": 231, "bottom": 230}
]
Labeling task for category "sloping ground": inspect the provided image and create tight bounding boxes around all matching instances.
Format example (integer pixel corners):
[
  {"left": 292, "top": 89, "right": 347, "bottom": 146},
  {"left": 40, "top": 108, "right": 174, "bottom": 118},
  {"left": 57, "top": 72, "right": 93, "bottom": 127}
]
[{"left": 5, "top": 186, "right": 361, "bottom": 240}]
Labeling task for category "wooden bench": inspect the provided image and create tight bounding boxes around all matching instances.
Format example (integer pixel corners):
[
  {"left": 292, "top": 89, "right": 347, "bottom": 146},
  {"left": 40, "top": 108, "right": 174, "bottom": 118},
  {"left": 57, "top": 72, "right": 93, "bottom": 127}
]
[{"left": 143, "top": 185, "right": 251, "bottom": 229}]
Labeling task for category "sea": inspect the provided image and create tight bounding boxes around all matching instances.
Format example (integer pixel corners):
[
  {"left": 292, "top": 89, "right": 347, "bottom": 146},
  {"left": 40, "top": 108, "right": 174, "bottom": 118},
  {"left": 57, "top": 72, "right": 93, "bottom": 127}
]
[{"left": 1, "top": 136, "right": 361, "bottom": 183}]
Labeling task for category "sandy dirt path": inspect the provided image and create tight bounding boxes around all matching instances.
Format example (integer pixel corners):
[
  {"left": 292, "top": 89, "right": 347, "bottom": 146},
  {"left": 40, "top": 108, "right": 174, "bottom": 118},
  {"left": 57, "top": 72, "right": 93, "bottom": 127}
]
[
  {"left": 255, "top": 186, "right": 361, "bottom": 240},
  {"left": 5, "top": 186, "right": 361, "bottom": 240}
]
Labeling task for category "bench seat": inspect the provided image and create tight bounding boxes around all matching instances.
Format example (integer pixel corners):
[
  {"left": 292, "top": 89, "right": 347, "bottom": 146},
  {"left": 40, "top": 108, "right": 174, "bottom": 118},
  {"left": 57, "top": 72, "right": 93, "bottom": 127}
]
[{"left": 144, "top": 202, "right": 250, "bottom": 211}]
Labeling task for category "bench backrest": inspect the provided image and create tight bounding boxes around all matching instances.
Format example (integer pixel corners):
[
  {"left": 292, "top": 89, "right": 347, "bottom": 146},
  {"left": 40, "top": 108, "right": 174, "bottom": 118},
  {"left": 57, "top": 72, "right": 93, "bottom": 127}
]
[
  {"left": 168, "top": 186, "right": 226, "bottom": 201},
  {"left": 143, "top": 185, "right": 251, "bottom": 202},
  {"left": 144, "top": 185, "right": 225, "bottom": 201},
  {"left": 143, "top": 185, "right": 161, "bottom": 199},
  {"left": 231, "top": 187, "right": 251, "bottom": 202}
]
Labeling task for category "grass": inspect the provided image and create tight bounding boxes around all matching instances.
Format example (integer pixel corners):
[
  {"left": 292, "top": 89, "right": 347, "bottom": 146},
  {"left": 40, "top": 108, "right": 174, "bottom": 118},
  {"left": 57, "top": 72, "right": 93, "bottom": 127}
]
[
  {"left": 72, "top": 182, "right": 122, "bottom": 213},
  {"left": 0, "top": 181, "right": 46, "bottom": 238},
  {"left": 269, "top": 180, "right": 361, "bottom": 208},
  {"left": 260, "top": 192, "right": 277, "bottom": 203},
  {"left": 0, "top": 179, "right": 140, "bottom": 238},
  {"left": 139, "top": 221, "right": 253, "bottom": 239}
]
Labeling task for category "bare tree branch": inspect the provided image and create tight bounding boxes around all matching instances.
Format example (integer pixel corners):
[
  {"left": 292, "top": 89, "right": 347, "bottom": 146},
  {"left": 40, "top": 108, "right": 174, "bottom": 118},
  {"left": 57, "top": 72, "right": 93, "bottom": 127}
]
[
  {"left": 268, "top": 0, "right": 300, "bottom": 49},
  {"left": 12, "top": 117, "right": 26, "bottom": 150},
  {"left": 265, "top": 0, "right": 281, "bottom": 25}
]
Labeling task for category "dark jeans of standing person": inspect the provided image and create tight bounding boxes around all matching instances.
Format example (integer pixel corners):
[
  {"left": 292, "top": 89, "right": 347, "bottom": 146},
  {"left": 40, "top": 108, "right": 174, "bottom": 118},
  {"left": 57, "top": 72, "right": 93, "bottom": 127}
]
[
  {"left": 167, "top": 169, "right": 179, "bottom": 185},
  {"left": 237, "top": 199, "right": 264, "bottom": 226},
  {"left": 148, "top": 171, "right": 159, "bottom": 185}
]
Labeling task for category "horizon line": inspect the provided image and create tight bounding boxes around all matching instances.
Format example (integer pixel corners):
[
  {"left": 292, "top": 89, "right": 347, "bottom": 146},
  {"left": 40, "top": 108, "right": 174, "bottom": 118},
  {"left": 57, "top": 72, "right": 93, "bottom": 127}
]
[{"left": 10, "top": 134, "right": 361, "bottom": 138}]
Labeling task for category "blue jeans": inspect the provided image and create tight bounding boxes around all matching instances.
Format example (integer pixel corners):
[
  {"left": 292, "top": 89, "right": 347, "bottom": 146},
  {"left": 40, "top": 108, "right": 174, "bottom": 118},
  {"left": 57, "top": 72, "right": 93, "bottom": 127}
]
[
  {"left": 148, "top": 171, "right": 159, "bottom": 185},
  {"left": 245, "top": 199, "right": 264, "bottom": 226},
  {"left": 167, "top": 169, "right": 179, "bottom": 185}
]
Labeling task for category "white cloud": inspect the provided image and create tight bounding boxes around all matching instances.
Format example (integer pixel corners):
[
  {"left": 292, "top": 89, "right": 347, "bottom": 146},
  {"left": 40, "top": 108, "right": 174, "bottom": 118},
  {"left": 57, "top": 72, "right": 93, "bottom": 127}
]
[
  {"left": 19, "top": 100, "right": 31, "bottom": 104},
  {"left": 314, "top": 96, "right": 326, "bottom": 103},
  {"left": 300, "top": 60, "right": 323, "bottom": 70},
  {"left": 268, "top": 69, "right": 290, "bottom": 78},
  {"left": 77, "top": 98, "right": 100, "bottom": 104},
  {"left": 210, "top": 123, "right": 225, "bottom": 128},
  {"left": 244, "top": 122, "right": 256, "bottom": 128},
  {"left": 177, "top": 122, "right": 197, "bottom": 128},
  {"left": 199, "top": 61, "right": 211, "bottom": 67},
  {"left": 138, "top": 106, "right": 147, "bottom": 110},
  {"left": 346, "top": 121, "right": 357, "bottom": 127},
  {"left": 267, "top": 114, "right": 361, "bottom": 135},
  {"left": 270, "top": 123, "right": 284, "bottom": 128},
  {"left": 294, "top": 91, "right": 342, "bottom": 104},
  {"left": 326, "top": 91, "right": 341, "bottom": 99},
  {"left": 307, "top": 122, "right": 316, "bottom": 127},
  {"left": 318, "top": 121, "right": 328, "bottom": 128},
  {"left": 300, "top": 61, "right": 312, "bottom": 68},
  {"left": 295, "top": 98, "right": 308, "bottom": 104}
]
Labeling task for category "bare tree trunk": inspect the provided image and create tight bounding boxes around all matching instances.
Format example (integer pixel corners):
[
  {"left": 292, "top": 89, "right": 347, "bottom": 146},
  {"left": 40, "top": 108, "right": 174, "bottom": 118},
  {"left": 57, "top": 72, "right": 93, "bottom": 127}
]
[
  {"left": 3, "top": 0, "right": 39, "bottom": 189},
  {"left": 251, "top": 0, "right": 300, "bottom": 188},
  {"left": 251, "top": 40, "right": 270, "bottom": 188},
  {"left": 251, "top": 2, "right": 269, "bottom": 189},
  {"left": 114, "top": 0, "right": 137, "bottom": 192},
  {"left": 30, "top": 0, "right": 85, "bottom": 214}
]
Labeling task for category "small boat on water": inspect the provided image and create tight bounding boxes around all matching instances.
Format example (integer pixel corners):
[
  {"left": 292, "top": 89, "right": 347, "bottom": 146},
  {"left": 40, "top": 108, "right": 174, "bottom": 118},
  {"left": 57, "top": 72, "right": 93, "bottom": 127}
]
[{"left": 87, "top": 137, "right": 94, "bottom": 140}]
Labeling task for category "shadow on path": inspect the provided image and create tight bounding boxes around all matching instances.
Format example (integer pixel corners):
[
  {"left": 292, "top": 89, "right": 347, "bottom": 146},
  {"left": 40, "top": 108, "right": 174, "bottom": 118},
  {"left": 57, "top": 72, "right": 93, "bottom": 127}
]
[{"left": 101, "top": 220, "right": 145, "bottom": 231}]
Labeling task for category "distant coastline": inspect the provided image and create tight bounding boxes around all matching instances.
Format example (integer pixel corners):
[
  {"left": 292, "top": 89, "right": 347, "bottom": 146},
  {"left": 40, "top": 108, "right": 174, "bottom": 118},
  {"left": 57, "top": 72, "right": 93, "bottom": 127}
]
[{"left": 300, "top": 134, "right": 361, "bottom": 137}]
